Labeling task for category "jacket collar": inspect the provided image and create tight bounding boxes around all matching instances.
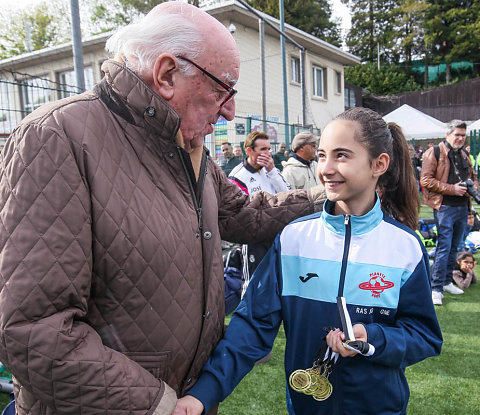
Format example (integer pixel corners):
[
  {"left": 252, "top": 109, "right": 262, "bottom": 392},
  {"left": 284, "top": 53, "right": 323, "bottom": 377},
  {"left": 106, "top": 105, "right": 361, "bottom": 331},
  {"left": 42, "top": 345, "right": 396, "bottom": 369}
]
[
  {"left": 101, "top": 59, "right": 181, "bottom": 142},
  {"left": 291, "top": 153, "right": 311, "bottom": 166},
  {"left": 321, "top": 195, "right": 383, "bottom": 235},
  {"left": 243, "top": 159, "right": 262, "bottom": 174}
]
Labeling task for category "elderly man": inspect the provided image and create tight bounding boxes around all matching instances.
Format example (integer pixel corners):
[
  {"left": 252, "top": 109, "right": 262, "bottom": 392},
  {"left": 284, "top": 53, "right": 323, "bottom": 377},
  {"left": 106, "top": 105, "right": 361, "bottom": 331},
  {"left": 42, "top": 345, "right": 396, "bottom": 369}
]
[
  {"left": 0, "top": 3, "right": 323, "bottom": 415},
  {"left": 421, "top": 120, "right": 478, "bottom": 305},
  {"left": 282, "top": 132, "right": 322, "bottom": 190}
]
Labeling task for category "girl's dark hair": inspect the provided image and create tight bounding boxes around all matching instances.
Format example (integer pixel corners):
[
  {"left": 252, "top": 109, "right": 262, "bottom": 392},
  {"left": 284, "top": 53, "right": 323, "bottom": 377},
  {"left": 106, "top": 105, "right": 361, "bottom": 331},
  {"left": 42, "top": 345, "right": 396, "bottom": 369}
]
[
  {"left": 457, "top": 251, "right": 474, "bottom": 262},
  {"left": 335, "top": 107, "right": 420, "bottom": 230}
]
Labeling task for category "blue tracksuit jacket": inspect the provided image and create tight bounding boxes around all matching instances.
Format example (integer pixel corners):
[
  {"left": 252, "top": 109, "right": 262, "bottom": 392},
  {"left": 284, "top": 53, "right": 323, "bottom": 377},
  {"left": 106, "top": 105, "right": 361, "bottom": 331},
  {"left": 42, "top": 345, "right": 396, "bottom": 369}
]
[{"left": 188, "top": 198, "right": 443, "bottom": 414}]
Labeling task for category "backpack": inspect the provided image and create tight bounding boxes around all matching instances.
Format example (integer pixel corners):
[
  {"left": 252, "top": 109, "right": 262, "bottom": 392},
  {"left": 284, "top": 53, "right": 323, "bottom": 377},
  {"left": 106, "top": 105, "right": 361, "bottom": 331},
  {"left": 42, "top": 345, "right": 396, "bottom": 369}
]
[
  {"left": 223, "top": 246, "right": 243, "bottom": 315},
  {"left": 416, "top": 218, "right": 437, "bottom": 247}
]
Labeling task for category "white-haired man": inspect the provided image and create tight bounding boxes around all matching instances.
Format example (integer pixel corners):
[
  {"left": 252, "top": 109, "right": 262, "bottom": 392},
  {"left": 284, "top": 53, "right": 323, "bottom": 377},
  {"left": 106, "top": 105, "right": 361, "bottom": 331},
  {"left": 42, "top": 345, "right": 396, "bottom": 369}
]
[{"left": 0, "top": 3, "right": 324, "bottom": 415}]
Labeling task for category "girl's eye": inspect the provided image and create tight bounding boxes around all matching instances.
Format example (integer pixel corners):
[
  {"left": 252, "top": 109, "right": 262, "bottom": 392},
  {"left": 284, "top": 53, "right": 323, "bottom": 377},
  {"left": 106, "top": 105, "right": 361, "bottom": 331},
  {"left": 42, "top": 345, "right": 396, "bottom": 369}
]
[
  {"left": 337, "top": 152, "right": 348, "bottom": 159},
  {"left": 317, "top": 153, "right": 326, "bottom": 159}
]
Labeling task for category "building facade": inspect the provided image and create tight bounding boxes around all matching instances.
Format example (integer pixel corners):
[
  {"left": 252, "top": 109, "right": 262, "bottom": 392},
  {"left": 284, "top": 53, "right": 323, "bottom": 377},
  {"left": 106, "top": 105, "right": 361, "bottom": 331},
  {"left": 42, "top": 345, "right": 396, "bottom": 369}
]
[{"left": 0, "top": 0, "right": 359, "bottom": 154}]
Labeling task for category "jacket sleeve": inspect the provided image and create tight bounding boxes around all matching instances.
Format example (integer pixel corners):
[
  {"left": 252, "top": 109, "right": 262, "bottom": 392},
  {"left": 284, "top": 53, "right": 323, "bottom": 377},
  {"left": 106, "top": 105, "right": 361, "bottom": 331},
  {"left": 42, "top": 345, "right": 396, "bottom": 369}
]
[
  {"left": 282, "top": 165, "right": 302, "bottom": 190},
  {"left": 211, "top": 161, "right": 325, "bottom": 244},
  {"left": 364, "top": 251, "right": 443, "bottom": 368},
  {"left": 420, "top": 146, "right": 456, "bottom": 195},
  {"left": 185, "top": 238, "right": 284, "bottom": 413},
  {"left": 0, "top": 124, "right": 173, "bottom": 414},
  {"left": 266, "top": 167, "right": 291, "bottom": 192}
]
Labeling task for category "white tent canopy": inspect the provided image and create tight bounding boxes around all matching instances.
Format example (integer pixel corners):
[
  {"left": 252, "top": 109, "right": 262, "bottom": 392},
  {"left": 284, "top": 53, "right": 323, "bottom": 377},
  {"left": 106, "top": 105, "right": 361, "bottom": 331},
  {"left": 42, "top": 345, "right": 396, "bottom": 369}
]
[
  {"left": 467, "top": 119, "right": 480, "bottom": 133},
  {"left": 383, "top": 104, "right": 446, "bottom": 140}
]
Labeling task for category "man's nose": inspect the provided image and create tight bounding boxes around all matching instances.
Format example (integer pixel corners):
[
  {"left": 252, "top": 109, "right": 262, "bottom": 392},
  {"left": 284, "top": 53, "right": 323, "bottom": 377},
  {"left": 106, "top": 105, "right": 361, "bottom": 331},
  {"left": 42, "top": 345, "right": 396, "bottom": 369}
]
[{"left": 220, "top": 98, "right": 235, "bottom": 121}]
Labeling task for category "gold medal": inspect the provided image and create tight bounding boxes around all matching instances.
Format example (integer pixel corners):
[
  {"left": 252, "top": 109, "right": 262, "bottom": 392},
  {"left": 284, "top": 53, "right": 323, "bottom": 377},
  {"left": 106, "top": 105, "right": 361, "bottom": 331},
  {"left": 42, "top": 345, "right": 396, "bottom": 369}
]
[
  {"left": 289, "top": 369, "right": 311, "bottom": 392},
  {"left": 313, "top": 374, "right": 329, "bottom": 396},
  {"left": 303, "top": 370, "right": 320, "bottom": 395},
  {"left": 313, "top": 382, "right": 333, "bottom": 401}
]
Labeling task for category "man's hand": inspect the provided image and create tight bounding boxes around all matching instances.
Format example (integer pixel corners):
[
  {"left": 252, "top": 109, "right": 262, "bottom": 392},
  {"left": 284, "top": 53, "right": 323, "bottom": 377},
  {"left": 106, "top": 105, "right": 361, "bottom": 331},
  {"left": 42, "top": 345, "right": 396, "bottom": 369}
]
[
  {"left": 256, "top": 152, "right": 275, "bottom": 172},
  {"left": 453, "top": 182, "right": 468, "bottom": 196},
  {"left": 326, "top": 324, "right": 368, "bottom": 358},
  {"left": 173, "top": 395, "right": 204, "bottom": 415}
]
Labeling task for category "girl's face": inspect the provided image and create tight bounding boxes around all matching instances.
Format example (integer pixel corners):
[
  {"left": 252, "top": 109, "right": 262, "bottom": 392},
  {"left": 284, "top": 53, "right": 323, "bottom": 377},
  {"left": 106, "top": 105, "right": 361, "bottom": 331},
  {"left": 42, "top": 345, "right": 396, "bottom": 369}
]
[
  {"left": 458, "top": 256, "right": 475, "bottom": 274},
  {"left": 318, "top": 120, "right": 389, "bottom": 216}
]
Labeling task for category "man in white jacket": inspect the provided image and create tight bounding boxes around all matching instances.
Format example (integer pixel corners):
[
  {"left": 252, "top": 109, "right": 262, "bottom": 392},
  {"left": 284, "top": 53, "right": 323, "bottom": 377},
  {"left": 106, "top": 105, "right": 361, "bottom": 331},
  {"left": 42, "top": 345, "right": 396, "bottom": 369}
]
[
  {"left": 282, "top": 132, "right": 322, "bottom": 190},
  {"left": 228, "top": 131, "right": 290, "bottom": 301}
]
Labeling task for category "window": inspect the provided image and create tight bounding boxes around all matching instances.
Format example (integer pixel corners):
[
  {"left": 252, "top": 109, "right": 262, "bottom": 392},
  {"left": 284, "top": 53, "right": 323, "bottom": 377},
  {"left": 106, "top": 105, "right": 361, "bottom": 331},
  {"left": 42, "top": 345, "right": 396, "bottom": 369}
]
[
  {"left": 335, "top": 71, "right": 342, "bottom": 94},
  {"left": 22, "top": 77, "right": 52, "bottom": 114},
  {"left": 58, "top": 67, "right": 94, "bottom": 98},
  {"left": 344, "top": 87, "right": 357, "bottom": 108},
  {"left": 312, "top": 65, "right": 325, "bottom": 98},
  {"left": 291, "top": 57, "right": 300, "bottom": 83}
]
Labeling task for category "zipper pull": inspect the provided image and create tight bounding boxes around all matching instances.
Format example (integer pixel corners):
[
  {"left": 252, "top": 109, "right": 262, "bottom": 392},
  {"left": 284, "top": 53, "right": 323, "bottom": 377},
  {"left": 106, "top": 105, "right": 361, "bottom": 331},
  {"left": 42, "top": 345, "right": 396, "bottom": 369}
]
[
  {"left": 344, "top": 214, "right": 350, "bottom": 225},
  {"left": 197, "top": 207, "right": 203, "bottom": 231}
]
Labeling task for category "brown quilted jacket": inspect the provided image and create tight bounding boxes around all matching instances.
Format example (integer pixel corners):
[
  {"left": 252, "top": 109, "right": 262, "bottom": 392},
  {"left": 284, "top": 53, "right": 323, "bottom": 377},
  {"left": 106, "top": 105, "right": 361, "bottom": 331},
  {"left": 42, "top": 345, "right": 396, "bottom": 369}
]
[
  {"left": 0, "top": 60, "right": 323, "bottom": 415},
  {"left": 420, "top": 141, "right": 477, "bottom": 210}
]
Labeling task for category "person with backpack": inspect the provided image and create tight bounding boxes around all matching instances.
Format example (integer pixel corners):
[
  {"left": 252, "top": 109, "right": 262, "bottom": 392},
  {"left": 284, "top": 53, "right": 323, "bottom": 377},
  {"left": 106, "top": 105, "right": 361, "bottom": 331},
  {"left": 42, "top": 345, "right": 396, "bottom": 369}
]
[
  {"left": 420, "top": 120, "right": 478, "bottom": 305},
  {"left": 175, "top": 108, "right": 442, "bottom": 415}
]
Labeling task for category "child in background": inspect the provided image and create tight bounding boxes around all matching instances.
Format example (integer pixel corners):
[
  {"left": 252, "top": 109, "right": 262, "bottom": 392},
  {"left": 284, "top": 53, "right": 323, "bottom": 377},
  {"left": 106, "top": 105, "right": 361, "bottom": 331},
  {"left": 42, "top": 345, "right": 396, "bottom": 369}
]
[
  {"left": 175, "top": 107, "right": 443, "bottom": 415},
  {"left": 453, "top": 251, "right": 477, "bottom": 289}
]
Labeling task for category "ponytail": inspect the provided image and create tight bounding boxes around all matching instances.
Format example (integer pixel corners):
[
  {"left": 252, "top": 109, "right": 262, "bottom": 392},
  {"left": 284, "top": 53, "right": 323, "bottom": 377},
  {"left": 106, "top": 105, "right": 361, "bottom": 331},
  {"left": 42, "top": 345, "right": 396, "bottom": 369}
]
[
  {"left": 335, "top": 108, "right": 420, "bottom": 230},
  {"left": 378, "top": 123, "right": 420, "bottom": 230}
]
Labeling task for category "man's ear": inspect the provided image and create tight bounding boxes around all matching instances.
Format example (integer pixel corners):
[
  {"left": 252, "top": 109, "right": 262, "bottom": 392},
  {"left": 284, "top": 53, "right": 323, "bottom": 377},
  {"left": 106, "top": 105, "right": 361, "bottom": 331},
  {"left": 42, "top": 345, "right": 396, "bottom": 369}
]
[
  {"left": 246, "top": 147, "right": 253, "bottom": 157},
  {"left": 152, "top": 54, "right": 178, "bottom": 101},
  {"left": 372, "top": 153, "right": 390, "bottom": 177}
]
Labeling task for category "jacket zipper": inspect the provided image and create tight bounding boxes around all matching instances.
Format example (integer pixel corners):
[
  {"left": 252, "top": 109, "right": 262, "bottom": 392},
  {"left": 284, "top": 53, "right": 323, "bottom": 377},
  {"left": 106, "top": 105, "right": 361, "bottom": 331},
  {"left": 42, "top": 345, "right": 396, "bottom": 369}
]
[
  {"left": 338, "top": 214, "right": 351, "bottom": 298},
  {"left": 176, "top": 146, "right": 203, "bottom": 232},
  {"left": 332, "top": 214, "right": 351, "bottom": 415},
  {"left": 176, "top": 146, "right": 210, "bottom": 392}
]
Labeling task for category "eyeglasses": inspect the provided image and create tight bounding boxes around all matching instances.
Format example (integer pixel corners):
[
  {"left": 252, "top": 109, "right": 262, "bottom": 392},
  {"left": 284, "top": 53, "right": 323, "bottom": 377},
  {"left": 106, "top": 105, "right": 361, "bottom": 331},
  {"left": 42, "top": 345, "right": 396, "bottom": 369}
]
[{"left": 176, "top": 56, "right": 237, "bottom": 107}]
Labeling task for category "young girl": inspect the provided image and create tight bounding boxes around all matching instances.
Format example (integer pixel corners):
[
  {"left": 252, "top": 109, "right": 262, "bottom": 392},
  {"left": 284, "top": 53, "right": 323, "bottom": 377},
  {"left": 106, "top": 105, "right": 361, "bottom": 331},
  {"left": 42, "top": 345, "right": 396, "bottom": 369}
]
[
  {"left": 453, "top": 251, "right": 477, "bottom": 289},
  {"left": 176, "top": 108, "right": 443, "bottom": 415}
]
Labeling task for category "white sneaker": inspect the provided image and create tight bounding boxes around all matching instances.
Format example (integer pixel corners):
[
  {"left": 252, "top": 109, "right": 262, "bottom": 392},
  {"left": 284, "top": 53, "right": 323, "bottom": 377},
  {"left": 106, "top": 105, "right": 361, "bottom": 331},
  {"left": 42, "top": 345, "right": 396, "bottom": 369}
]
[
  {"left": 432, "top": 291, "right": 443, "bottom": 306},
  {"left": 443, "top": 282, "right": 464, "bottom": 295}
]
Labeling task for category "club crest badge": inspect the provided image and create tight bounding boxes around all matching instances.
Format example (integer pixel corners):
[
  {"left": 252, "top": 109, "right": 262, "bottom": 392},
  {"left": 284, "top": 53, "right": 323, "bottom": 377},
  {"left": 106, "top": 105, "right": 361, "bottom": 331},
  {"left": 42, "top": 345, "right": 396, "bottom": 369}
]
[{"left": 358, "top": 272, "right": 394, "bottom": 298}]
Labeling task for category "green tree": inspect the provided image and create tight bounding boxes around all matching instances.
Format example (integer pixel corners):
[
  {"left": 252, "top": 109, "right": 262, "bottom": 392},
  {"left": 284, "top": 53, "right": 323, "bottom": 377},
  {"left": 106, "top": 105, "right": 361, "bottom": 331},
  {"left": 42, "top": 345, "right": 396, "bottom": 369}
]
[
  {"left": 424, "top": 0, "right": 480, "bottom": 82},
  {"left": 344, "top": 0, "right": 402, "bottom": 63},
  {"left": 0, "top": 1, "right": 70, "bottom": 59},
  {"left": 345, "top": 61, "right": 421, "bottom": 94},
  {"left": 399, "top": 0, "right": 428, "bottom": 66},
  {"left": 247, "top": 0, "right": 341, "bottom": 47}
]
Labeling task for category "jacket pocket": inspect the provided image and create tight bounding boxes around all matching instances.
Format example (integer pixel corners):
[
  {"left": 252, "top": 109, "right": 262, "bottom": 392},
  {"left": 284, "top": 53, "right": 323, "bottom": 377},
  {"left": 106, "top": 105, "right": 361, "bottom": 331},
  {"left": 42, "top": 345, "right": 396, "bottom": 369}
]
[{"left": 124, "top": 351, "right": 171, "bottom": 380}]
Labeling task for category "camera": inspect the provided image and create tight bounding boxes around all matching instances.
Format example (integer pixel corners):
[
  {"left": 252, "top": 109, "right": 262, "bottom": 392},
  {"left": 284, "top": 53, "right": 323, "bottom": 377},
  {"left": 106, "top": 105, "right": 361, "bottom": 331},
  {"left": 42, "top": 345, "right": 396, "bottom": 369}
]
[{"left": 460, "top": 178, "right": 480, "bottom": 204}]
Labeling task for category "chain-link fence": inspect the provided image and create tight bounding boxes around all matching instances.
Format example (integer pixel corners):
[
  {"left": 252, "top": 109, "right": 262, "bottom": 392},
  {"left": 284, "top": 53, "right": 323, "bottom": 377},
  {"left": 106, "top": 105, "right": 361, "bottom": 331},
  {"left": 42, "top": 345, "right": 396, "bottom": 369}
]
[
  {"left": 0, "top": 70, "right": 321, "bottom": 159},
  {"left": 0, "top": 69, "right": 85, "bottom": 145}
]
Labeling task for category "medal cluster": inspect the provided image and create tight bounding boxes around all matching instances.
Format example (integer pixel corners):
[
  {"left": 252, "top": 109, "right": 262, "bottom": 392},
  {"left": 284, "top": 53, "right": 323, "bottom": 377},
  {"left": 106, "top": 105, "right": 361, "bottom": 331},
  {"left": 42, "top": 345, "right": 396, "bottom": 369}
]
[{"left": 289, "top": 361, "right": 333, "bottom": 401}]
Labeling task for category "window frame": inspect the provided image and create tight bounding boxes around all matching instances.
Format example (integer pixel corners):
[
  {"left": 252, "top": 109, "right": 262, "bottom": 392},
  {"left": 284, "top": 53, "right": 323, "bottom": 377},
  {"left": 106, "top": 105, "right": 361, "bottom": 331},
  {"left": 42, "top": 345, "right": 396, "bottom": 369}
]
[
  {"left": 291, "top": 56, "right": 300, "bottom": 84},
  {"left": 312, "top": 65, "right": 326, "bottom": 99}
]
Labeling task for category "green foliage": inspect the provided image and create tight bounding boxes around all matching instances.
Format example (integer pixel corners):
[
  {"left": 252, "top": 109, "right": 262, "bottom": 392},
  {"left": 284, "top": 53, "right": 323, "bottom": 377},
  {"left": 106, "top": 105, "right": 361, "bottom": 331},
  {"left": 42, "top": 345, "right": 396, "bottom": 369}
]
[
  {"left": 424, "top": 0, "right": 480, "bottom": 66},
  {"left": 345, "top": 0, "right": 403, "bottom": 63},
  {"left": 0, "top": 1, "right": 70, "bottom": 59},
  {"left": 247, "top": 0, "right": 342, "bottom": 47},
  {"left": 345, "top": 62, "right": 421, "bottom": 94}
]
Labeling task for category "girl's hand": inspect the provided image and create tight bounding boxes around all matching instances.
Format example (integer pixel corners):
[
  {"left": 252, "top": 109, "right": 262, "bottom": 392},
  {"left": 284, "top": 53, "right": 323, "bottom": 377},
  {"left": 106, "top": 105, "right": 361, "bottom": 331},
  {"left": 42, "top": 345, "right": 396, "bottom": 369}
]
[{"left": 326, "top": 324, "right": 368, "bottom": 358}]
